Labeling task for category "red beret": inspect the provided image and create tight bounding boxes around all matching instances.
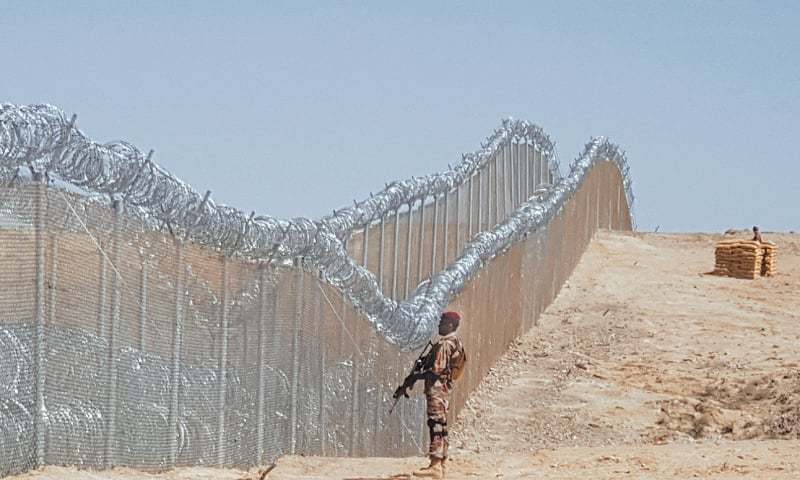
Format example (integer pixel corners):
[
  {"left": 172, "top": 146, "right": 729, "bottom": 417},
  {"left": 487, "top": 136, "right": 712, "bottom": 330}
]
[{"left": 441, "top": 311, "right": 461, "bottom": 322}]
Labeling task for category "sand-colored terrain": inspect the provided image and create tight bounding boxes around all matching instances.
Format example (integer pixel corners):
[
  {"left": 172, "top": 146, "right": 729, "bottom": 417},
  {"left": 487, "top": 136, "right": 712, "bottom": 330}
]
[{"left": 12, "top": 231, "right": 800, "bottom": 479}]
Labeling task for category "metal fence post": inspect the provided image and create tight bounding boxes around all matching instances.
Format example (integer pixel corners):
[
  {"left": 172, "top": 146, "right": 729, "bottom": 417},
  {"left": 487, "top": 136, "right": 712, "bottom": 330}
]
[
  {"left": 362, "top": 223, "right": 370, "bottom": 268},
  {"left": 508, "top": 142, "right": 515, "bottom": 212},
  {"left": 442, "top": 191, "right": 449, "bottom": 268},
  {"left": 511, "top": 140, "right": 517, "bottom": 207},
  {"left": 289, "top": 263, "right": 302, "bottom": 455},
  {"left": 595, "top": 184, "right": 600, "bottom": 230},
  {"left": 540, "top": 148, "right": 546, "bottom": 186},
  {"left": 378, "top": 217, "right": 386, "bottom": 290},
  {"left": 528, "top": 144, "right": 534, "bottom": 193},
  {"left": 347, "top": 293, "right": 360, "bottom": 456},
  {"left": 416, "top": 199, "right": 425, "bottom": 283},
  {"left": 492, "top": 153, "right": 499, "bottom": 225},
  {"left": 476, "top": 171, "right": 482, "bottom": 233},
  {"left": 168, "top": 239, "right": 184, "bottom": 467},
  {"left": 430, "top": 196, "right": 438, "bottom": 273},
  {"left": 517, "top": 141, "right": 523, "bottom": 205},
  {"left": 104, "top": 198, "right": 123, "bottom": 467},
  {"left": 404, "top": 204, "right": 412, "bottom": 297},
  {"left": 467, "top": 176, "right": 473, "bottom": 237},
  {"left": 47, "top": 236, "right": 58, "bottom": 326},
  {"left": 391, "top": 209, "right": 401, "bottom": 299},
  {"left": 138, "top": 260, "right": 148, "bottom": 351},
  {"left": 498, "top": 147, "right": 506, "bottom": 219},
  {"left": 523, "top": 142, "right": 528, "bottom": 201},
  {"left": 256, "top": 266, "right": 268, "bottom": 463},
  {"left": 97, "top": 248, "right": 107, "bottom": 338},
  {"left": 216, "top": 256, "right": 230, "bottom": 465},
  {"left": 33, "top": 173, "right": 47, "bottom": 467},
  {"left": 317, "top": 287, "right": 326, "bottom": 456},
  {"left": 510, "top": 141, "right": 517, "bottom": 209},
  {"left": 453, "top": 185, "right": 460, "bottom": 255}
]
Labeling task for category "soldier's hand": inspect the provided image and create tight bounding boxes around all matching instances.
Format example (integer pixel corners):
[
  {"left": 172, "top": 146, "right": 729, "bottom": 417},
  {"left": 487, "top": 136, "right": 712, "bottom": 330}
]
[{"left": 393, "top": 385, "right": 410, "bottom": 399}]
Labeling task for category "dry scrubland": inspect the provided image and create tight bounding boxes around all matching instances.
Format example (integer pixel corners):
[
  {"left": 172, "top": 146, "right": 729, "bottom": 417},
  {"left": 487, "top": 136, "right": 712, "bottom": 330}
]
[{"left": 14, "top": 231, "right": 800, "bottom": 479}]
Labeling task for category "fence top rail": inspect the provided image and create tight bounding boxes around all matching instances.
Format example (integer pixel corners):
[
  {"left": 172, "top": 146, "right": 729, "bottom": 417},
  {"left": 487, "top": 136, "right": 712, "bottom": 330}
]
[{"left": 0, "top": 103, "right": 632, "bottom": 350}]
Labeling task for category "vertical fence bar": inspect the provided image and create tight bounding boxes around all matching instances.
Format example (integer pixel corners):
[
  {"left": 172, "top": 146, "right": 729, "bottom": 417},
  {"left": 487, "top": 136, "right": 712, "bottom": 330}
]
[
  {"left": 539, "top": 148, "right": 545, "bottom": 186},
  {"left": 391, "top": 209, "right": 401, "bottom": 299},
  {"left": 138, "top": 261, "right": 148, "bottom": 351},
  {"left": 485, "top": 163, "right": 491, "bottom": 229},
  {"left": 467, "top": 176, "right": 473, "bottom": 237},
  {"left": 362, "top": 223, "right": 370, "bottom": 268},
  {"left": 430, "top": 196, "right": 438, "bottom": 272},
  {"left": 47, "top": 236, "right": 58, "bottom": 326},
  {"left": 486, "top": 159, "right": 493, "bottom": 227},
  {"left": 217, "top": 256, "right": 230, "bottom": 465},
  {"left": 104, "top": 199, "right": 123, "bottom": 467},
  {"left": 404, "top": 204, "right": 412, "bottom": 297},
  {"left": 97, "top": 249, "right": 107, "bottom": 337},
  {"left": 498, "top": 147, "right": 506, "bottom": 219},
  {"left": 168, "top": 239, "right": 184, "bottom": 467},
  {"left": 416, "top": 199, "right": 425, "bottom": 282},
  {"left": 595, "top": 184, "right": 600, "bottom": 230},
  {"left": 505, "top": 143, "right": 514, "bottom": 208},
  {"left": 513, "top": 140, "right": 519, "bottom": 206},
  {"left": 256, "top": 266, "right": 268, "bottom": 463},
  {"left": 476, "top": 171, "right": 482, "bottom": 233},
  {"left": 378, "top": 217, "right": 385, "bottom": 289},
  {"left": 348, "top": 301, "right": 360, "bottom": 456},
  {"left": 512, "top": 142, "right": 519, "bottom": 210},
  {"left": 493, "top": 153, "right": 500, "bottom": 225},
  {"left": 454, "top": 184, "right": 460, "bottom": 255},
  {"left": 33, "top": 174, "right": 47, "bottom": 467},
  {"left": 523, "top": 142, "right": 529, "bottom": 201},
  {"left": 317, "top": 287, "right": 326, "bottom": 456},
  {"left": 517, "top": 141, "right": 523, "bottom": 205},
  {"left": 526, "top": 142, "right": 532, "bottom": 200},
  {"left": 442, "top": 191, "right": 449, "bottom": 268},
  {"left": 506, "top": 140, "right": 514, "bottom": 214},
  {"left": 289, "top": 262, "right": 303, "bottom": 455}
]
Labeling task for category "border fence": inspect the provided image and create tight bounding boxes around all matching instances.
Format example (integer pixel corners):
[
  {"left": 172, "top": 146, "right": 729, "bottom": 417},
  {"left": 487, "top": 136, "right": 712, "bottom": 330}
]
[{"left": 0, "top": 104, "right": 632, "bottom": 476}]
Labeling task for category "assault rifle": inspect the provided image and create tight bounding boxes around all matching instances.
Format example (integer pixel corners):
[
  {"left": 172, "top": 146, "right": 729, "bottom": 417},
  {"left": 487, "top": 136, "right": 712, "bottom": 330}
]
[{"left": 388, "top": 341, "right": 434, "bottom": 415}]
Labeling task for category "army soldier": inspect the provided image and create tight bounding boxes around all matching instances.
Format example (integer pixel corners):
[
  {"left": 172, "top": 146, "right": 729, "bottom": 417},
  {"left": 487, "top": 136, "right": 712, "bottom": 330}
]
[
  {"left": 752, "top": 226, "right": 763, "bottom": 243},
  {"left": 397, "top": 311, "right": 466, "bottom": 479}
]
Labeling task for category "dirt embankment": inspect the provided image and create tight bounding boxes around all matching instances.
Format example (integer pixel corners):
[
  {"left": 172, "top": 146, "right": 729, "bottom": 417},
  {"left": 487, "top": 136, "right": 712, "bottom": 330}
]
[{"left": 14, "top": 232, "right": 800, "bottom": 479}]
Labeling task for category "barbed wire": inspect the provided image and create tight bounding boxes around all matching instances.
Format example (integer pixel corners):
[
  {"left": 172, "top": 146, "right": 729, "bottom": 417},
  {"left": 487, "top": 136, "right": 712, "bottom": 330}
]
[{"left": 0, "top": 104, "right": 632, "bottom": 350}]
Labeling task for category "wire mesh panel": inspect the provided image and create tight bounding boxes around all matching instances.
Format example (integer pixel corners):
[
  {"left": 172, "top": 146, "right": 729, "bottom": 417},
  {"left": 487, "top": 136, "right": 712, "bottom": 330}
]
[{"left": 0, "top": 107, "right": 632, "bottom": 477}]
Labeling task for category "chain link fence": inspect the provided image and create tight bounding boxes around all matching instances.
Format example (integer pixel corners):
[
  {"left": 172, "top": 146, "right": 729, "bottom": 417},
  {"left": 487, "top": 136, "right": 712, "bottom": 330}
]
[{"left": 0, "top": 108, "right": 631, "bottom": 477}]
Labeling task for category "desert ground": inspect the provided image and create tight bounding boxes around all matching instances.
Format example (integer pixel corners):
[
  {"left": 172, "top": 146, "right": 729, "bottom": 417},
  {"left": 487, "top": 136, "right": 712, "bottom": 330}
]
[{"left": 13, "top": 231, "right": 800, "bottom": 479}]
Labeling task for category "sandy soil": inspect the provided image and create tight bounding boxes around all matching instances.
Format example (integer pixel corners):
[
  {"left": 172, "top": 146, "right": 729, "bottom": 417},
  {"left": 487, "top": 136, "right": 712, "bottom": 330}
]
[{"left": 14, "top": 231, "right": 800, "bottom": 479}]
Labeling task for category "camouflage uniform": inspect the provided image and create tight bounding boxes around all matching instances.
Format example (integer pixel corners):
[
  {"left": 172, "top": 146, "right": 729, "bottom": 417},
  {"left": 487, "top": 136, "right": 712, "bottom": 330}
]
[{"left": 424, "top": 332, "right": 466, "bottom": 461}]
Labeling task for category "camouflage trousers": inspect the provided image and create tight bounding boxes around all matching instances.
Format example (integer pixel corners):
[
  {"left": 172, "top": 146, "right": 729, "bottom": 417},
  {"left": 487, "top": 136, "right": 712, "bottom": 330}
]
[{"left": 424, "top": 380, "right": 450, "bottom": 460}]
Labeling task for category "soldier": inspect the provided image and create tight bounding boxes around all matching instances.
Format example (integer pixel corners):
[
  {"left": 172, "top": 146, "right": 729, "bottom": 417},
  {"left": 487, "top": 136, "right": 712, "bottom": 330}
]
[
  {"left": 398, "top": 311, "right": 467, "bottom": 479},
  {"left": 752, "top": 226, "right": 763, "bottom": 243}
]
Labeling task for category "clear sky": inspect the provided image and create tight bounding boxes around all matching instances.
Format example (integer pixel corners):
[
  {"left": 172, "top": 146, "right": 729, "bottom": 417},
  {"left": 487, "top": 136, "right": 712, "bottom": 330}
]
[{"left": 1, "top": 1, "right": 797, "bottom": 232}]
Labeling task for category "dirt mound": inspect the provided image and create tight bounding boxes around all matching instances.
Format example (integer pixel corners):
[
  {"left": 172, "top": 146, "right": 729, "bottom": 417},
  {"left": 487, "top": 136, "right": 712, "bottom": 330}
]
[{"left": 653, "top": 371, "right": 800, "bottom": 441}]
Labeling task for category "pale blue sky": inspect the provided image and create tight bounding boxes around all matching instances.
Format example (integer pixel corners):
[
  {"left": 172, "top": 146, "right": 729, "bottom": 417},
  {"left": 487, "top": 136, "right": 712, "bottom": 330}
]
[{"left": 2, "top": 1, "right": 797, "bottom": 232}]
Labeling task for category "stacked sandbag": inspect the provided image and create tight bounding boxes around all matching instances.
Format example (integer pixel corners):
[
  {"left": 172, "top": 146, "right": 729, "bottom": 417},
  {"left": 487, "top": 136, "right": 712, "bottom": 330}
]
[
  {"left": 761, "top": 242, "right": 778, "bottom": 276},
  {"left": 714, "top": 240, "right": 763, "bottom": 279}
]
